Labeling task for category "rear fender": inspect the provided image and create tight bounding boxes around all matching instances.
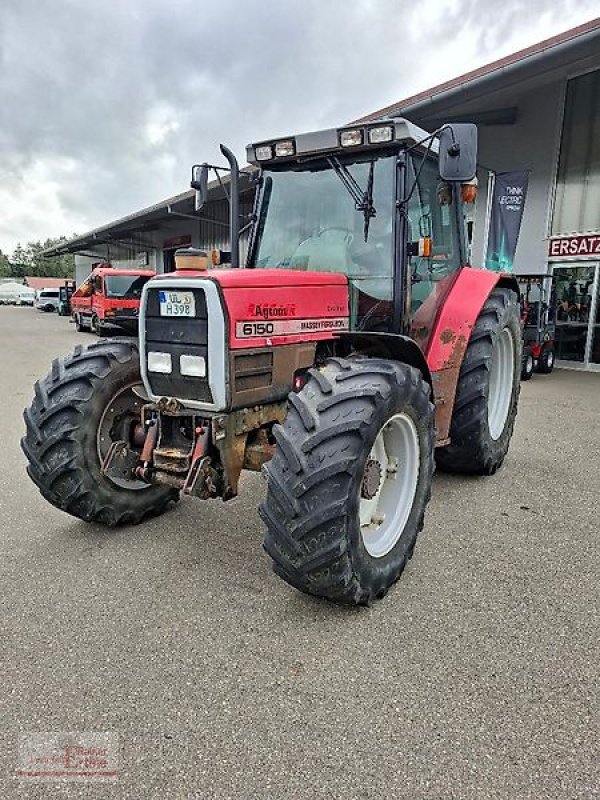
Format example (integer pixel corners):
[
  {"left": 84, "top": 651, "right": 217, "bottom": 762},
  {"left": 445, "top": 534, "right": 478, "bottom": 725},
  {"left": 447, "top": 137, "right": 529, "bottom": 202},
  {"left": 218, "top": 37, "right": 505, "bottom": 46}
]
[{"left": 426, "top": 269, "right": 519, "bottom": 443}]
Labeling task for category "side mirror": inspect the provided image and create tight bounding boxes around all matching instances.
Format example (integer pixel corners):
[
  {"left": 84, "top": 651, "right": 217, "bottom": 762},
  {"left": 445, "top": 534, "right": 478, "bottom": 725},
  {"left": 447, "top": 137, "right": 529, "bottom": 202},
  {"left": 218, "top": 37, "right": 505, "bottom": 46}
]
[
  {"left": 191, "top": 163, "right": 209, "bottom": 211},
  {"left": 438, "top": 123, "right": 477, "bottom": 182}
]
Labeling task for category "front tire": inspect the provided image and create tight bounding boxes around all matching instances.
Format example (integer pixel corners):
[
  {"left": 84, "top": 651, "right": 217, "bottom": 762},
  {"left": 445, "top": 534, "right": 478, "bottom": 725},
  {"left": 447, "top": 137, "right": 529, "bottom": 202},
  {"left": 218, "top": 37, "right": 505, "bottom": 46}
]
[
  {"left": 436, "top": 288, "right": 521, "bottom": 475},
  {"left": 261, "top": 357, "right": 435, "bottom": 605},
  {"left": 92, "top": 314, "right": 107, "bottom": 337},
  {"left": 22, "top": 339, "right": 178, "bottom": 526},
  {"left": 521, "top": 347, "right": 534, "bottom": 381}
]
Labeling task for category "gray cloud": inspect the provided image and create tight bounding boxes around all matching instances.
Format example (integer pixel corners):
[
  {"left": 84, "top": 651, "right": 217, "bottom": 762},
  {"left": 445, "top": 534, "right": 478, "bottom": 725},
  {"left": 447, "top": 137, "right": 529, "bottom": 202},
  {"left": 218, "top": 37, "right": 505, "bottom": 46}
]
[{"left": 1, "top": 0, "right": 599, "bottom": 251}]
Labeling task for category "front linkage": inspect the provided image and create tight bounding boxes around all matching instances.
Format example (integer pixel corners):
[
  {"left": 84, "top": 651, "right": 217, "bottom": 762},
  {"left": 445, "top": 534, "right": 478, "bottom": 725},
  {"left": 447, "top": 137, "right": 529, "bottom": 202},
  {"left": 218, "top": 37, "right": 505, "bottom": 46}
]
[{"left": 102, "top": 395, "right": 287, "bottom": 501}]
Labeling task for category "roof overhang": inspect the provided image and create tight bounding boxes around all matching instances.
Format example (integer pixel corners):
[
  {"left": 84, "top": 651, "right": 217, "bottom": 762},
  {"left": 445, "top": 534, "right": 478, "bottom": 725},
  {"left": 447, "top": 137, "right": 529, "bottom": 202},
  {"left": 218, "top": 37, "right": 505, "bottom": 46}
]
[
  {"left": 353, "top": 18, "right": 600, "bottom": 128},
  {"left": 42, "top": 171, "right": 253, "bottom": 257}
]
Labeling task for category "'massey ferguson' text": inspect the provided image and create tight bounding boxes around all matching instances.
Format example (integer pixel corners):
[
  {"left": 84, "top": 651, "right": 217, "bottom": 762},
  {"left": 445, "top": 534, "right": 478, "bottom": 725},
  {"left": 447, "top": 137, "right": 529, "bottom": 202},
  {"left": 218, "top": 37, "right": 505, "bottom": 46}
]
[{"left": 236, "top": 317, "right": 349, "bottom": 338}]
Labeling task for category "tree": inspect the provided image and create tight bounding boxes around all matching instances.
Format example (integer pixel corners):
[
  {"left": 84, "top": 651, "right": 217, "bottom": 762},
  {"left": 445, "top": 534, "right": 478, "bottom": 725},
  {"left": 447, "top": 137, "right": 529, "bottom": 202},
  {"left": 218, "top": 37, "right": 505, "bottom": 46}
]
[
  {"left": 10, "top": 243, "right": 29, "bottom": 278},
  {"left": 2, "top": 236, "right": 77, "bottom": 279},
  {"left": 0, "top": 250, "right": 10, "bottom": 278}
]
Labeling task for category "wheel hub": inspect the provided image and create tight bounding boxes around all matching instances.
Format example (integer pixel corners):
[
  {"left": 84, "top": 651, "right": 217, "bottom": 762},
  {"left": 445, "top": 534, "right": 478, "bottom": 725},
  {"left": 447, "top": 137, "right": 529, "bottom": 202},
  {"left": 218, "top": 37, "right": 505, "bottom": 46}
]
[{"left": 361, "top": 458, "right": 382, "bottom": 500}]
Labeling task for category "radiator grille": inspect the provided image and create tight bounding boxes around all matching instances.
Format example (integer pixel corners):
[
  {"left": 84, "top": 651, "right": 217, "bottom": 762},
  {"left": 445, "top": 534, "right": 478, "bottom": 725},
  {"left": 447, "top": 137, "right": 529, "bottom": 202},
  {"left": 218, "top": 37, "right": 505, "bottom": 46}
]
[{"left": 143, "top": 287, "right": 213, "bottom": 403}]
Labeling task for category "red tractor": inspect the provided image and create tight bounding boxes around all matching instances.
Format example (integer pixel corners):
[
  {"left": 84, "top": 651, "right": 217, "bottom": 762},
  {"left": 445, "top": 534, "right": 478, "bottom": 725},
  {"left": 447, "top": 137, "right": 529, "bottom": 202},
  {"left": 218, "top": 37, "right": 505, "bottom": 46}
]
[
  {"left": 518, "top": 274, "right": 556, "bottom": 380},
  {"left": 22, "top": 120, "right": 521, "bottom": 605}
]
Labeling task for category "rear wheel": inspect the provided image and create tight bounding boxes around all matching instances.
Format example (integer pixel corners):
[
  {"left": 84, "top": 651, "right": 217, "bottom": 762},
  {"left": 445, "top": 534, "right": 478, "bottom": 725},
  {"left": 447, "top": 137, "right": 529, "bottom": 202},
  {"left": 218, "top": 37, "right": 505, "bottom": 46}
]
[
  {"left": 436, "top": 288, "right": 521, "bottom": 475},
  {"left": 261, "top": 357, "right": 435, "bottom": 605},
  {"left": 537, "top": 346, "right": 555, "bottom": 374},
  {"left": 521, "top": 347, "right": 534, "bottom": 381},
  {"left": 22, "top": 339, "right": 178, "bottom": 526}
]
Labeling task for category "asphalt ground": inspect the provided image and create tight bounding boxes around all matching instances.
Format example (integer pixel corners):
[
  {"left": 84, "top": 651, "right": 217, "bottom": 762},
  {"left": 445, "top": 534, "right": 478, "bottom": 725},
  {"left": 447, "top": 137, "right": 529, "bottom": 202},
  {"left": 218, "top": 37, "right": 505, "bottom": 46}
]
[{"left": 0, "top": 305, "right": 598, "bottom": 800}]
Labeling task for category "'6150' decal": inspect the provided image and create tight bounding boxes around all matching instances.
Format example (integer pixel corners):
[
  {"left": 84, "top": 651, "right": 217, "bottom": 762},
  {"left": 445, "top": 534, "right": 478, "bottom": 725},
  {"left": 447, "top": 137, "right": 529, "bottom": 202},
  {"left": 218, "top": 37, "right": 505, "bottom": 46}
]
[{"left": 236, "top": 317, "right": 349, "bottom": 338}]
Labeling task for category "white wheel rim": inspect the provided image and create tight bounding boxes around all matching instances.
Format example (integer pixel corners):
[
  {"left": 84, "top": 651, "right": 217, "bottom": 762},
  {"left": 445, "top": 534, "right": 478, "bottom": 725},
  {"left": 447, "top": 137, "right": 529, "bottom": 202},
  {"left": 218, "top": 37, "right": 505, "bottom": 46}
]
[
  {"left": 488, "top": 327, "right": 515, "bottom": 441},
  {"left": 526, "top": 354, "right": 534, "bottom": 372},
  {"left": 359, "top": 413, "right": 420, "bottom": 559},
  {"left": 546, "top": 350, "right": 554, "bottom": 368}
]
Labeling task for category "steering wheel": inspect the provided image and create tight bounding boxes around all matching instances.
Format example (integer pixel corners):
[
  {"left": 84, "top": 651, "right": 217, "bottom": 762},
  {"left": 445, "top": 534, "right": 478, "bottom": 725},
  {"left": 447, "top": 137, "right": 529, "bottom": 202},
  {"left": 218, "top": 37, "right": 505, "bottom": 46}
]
[{"left": 317, "top": 226, "right": 354, "bottom": 244}]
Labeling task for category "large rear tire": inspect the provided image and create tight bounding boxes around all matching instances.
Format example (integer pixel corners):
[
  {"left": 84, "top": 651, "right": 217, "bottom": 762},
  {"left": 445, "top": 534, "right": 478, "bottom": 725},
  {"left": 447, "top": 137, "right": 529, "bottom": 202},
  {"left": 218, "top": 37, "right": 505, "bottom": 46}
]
[
  {"left": 261, "top": 357, "right": 435, "bottom": 605},
  {"left": 22, "top": 339, "right": 178, "bottom": 526},
  {"left": 436, "top": 288, "right": 521, "bottom": 475}
]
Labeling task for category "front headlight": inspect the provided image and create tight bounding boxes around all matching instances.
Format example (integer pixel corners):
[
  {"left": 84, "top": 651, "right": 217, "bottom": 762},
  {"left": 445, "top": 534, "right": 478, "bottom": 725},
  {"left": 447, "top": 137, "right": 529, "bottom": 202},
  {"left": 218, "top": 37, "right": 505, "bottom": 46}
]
[
  {"left": 180, "top": 354, "right": 206, "bottom": 377},
  {"left": 147, "top": 351, "right": 172, "bottom": 374}
]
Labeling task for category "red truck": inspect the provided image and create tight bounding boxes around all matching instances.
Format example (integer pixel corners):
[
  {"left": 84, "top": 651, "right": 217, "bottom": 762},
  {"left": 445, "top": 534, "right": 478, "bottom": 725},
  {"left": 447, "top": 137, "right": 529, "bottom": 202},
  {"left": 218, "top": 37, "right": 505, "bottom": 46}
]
[{"left": 71, "top": 267, "right": 155, "bottom": 336}]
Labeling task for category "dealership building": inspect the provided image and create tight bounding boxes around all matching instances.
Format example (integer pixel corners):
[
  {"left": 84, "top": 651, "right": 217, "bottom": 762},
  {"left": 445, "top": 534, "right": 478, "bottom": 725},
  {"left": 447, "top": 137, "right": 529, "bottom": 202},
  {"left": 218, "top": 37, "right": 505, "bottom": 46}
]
[{"left": 46, "top": 18, "right": 600, "bottom": 370}]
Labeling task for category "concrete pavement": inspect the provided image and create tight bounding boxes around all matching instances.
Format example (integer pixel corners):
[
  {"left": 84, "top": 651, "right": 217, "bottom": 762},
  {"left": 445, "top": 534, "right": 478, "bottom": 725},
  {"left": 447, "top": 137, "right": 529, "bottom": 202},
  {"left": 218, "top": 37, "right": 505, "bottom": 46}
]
[{"left": 0, "top": 305, "right": 598, "bottom": 799}]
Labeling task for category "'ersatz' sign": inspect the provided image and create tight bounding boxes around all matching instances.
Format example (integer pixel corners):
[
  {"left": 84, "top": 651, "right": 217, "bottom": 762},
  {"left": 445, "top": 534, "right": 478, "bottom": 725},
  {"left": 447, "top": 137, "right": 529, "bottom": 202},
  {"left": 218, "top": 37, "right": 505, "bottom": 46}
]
[
  {"left": 548, "top": 234, "right": 600, "bottom": 259},
  {"left": 485, "top": 171, "right": 529, "bottom": 272}
]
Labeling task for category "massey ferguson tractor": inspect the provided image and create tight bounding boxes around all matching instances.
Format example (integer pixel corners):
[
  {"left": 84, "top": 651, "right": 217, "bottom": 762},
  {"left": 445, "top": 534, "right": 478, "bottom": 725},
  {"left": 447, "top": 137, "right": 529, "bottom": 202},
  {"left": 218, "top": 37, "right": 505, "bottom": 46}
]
[{"left": 22, "top": 119, "right": 521, "bottom": 605}]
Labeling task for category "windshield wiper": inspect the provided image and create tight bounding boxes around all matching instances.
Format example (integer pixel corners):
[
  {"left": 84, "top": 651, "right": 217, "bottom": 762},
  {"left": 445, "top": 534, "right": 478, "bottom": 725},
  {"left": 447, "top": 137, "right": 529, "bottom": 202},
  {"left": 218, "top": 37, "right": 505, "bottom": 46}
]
[{"left": 327, "top": 157, "right": 376, "bottom": 241}]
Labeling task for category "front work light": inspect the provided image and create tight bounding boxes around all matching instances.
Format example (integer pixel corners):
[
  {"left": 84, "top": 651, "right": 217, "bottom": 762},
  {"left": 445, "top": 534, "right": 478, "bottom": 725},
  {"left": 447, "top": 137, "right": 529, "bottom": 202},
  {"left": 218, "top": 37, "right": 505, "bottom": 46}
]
[
  {"left": 255, "top": 145, "right": 273, "bottom": 161},
  {"left": 340, "top": 129, "right": 363, "bottom": 147},
  {"left": 274, "top": 140, "right": 295, "bottom": 157},
  {"left": 147, "top": 351, "right": 172, "bottom": 374},
  {"left": 368, "top": 126, "right": 393, "bottom": 144},
  {"left": 180, "top": 354, "right": 206, "bottom": 377}
]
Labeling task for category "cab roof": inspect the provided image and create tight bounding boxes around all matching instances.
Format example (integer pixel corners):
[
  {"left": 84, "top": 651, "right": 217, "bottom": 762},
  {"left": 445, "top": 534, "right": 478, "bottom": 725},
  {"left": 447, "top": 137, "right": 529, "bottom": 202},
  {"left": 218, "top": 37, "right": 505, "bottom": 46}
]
[{"left": 246, "top": 117, "right": 436, "bottom": 166}]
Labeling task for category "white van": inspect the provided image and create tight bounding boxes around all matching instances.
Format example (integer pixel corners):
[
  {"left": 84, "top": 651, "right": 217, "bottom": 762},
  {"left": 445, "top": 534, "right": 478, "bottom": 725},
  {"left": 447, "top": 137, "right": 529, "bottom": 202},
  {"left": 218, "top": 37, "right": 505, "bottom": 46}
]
[
  {"left": 18, "top": 288, "right": 36, "bottom": 306},
  {"left": 35, "top": 289, "right": 60, "bottom": 312}
]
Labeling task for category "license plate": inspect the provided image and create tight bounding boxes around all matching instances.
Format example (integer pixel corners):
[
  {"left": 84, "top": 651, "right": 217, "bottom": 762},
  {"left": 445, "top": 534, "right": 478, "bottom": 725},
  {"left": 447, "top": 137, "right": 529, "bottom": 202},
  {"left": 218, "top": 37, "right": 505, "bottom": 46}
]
[{"left": 159, "top": 290, "right": 195, "bottom": 317}]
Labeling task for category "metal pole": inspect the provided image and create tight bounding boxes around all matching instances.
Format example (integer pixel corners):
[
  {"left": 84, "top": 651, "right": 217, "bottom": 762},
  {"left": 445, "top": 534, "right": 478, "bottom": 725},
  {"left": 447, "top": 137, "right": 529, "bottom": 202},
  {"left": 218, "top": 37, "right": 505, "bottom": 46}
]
[{"left": 219, "top": 145, "right": 240, "bottom": 268}]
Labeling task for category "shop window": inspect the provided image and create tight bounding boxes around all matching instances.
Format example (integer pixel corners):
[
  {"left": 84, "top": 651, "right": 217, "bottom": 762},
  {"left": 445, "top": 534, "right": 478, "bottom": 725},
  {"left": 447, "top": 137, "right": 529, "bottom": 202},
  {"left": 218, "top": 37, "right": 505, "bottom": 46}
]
[{"left": 553, "top": 69, "right": 600, "bottom": 235}]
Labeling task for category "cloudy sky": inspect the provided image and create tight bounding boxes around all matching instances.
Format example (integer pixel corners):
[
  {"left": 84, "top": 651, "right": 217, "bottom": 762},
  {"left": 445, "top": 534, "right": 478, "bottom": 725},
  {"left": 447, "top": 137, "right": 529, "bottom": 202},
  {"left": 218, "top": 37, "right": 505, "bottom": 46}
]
[{"left": 1, "top": 0, "right": 599, "bottom": 254}]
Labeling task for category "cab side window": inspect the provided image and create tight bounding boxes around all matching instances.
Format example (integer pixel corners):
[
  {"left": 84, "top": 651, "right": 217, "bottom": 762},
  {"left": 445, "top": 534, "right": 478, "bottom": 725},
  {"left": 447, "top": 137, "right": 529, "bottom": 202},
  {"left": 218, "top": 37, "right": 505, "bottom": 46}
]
[{"left": 407, "top": 155, "right": 461, "bottom": 311}]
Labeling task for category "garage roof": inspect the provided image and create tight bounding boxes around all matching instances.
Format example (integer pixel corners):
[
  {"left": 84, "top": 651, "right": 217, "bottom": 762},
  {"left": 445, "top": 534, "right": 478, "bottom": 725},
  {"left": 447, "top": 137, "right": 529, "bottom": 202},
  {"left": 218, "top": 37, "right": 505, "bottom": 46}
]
[
  {"left": 42, "top": 172, "right": 253, "bottom": 257},
  {"left": 353, "top": 17, "right": 600, "bottom": 126}
]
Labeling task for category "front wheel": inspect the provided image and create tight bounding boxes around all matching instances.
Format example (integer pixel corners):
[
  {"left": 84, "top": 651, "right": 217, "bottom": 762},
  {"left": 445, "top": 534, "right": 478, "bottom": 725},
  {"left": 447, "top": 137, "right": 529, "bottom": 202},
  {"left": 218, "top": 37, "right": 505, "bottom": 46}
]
[
  {"left": 436, "top": 288, "right": 521, "bottom": 475},
  {"left": 521, "top": 347, "right": 534, "bottom": 381},
  {"left": 92, "top": 314, "right": 107, "bottom": 337},
  {"left": 261, "top": 357, "right": 435, "bottom": 605},
  {"left": 22, "top": 339, "right": 178, "bottom": 526}
]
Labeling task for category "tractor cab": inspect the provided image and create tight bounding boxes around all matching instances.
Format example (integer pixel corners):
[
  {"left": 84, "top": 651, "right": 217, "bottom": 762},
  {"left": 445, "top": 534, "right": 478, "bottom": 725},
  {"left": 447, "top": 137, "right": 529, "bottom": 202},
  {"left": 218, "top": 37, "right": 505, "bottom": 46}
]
[{"left": 244, "top": 119, "right": 475, "bottom": 340}]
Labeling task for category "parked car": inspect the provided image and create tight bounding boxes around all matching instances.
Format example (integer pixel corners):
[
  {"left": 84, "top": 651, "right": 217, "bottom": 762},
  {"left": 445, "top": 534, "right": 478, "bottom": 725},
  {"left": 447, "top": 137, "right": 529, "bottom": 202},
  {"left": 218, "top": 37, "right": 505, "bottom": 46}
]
[
  {"left": 71, "top": 268, "right": 154, "bottom": 335},
  {"left": 0, "top": 281, "right": 26, "bottom": 305},
  {"left": 35, "top": 289, "right": 60, "bottom": 312},
  {"left": 17, "top": 288, "right": 36, "bottom": 306}
]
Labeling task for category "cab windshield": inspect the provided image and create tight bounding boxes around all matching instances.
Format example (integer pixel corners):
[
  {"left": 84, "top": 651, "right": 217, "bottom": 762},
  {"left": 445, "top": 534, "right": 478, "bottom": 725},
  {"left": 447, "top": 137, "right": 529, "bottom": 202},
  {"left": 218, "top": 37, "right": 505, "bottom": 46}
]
[
  {"left": 104, "top": 275, "right": 150, "bottom": 299},
  {"left": 252, "top": 154, "right": 396, "bottom": 315}
]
